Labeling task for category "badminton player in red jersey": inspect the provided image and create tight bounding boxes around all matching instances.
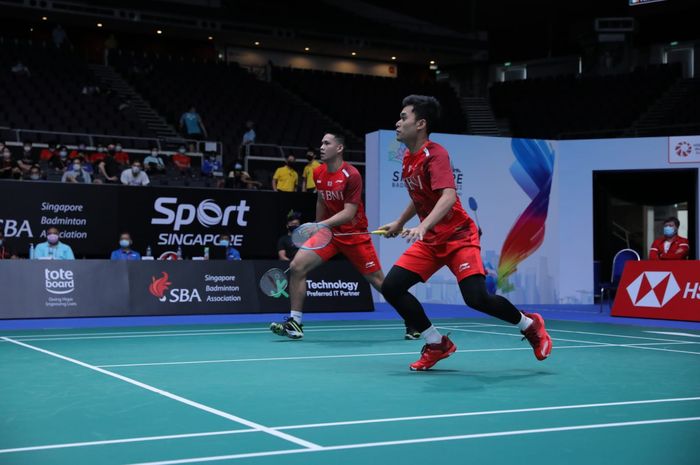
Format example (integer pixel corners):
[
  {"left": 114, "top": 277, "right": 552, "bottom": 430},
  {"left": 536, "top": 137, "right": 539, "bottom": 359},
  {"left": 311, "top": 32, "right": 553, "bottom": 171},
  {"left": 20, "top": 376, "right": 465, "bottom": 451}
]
[
  {"left": 271, "top": 132, "right": 418, "bottom": 340},
  {"left": 380, "top": 95, "right": 552, "bottom": 370}
]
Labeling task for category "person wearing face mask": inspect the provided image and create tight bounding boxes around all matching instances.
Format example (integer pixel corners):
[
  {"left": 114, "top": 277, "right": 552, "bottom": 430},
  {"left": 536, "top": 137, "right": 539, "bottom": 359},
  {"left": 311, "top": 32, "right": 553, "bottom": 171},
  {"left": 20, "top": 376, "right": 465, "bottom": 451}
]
[
  {"left": 91, "top": 144, "right": 107, "bottom": 164},
  {"left": 272, "top": 154, "right": 298, "bottom": 192},
  {"left": 120, "top": 161, "right": 150, "bottom": 186},
  {"left": 49, "top": 146, "right": 69, "bottom": 172},
  {"left": 110, "top": 232, "right": 141, "bottom": 260},
  {"left": 33, "top": 227, "right": 75, "bottom": 260},
  {"left": 113, "top": 144, "right": 130, "bottom": 165},
  {"left": 61, "top": 158, "right": 92, "bottom": 184},
  {"left": 0, "top": 231, "right": 18, "bottom": 259},
  {"left": 650, "top": 216, "right": 689, "bottom": 260},
  {"left": 40, "top": 142, "right": 58, "bottom": 161},
  {"left": 277, "top": 210, "right": 301, "bottom": 261},
  {"left": 301, "top": 147, "right": 321, "bottom": 193},
  {"left": 210, "top": 233, "right": 241, "bottom": 260},
  {"left": 144, "top": 147, "right": 165, "bottom": 175},
  {"left": 26, "top": 165, "right": 44, "bottom": 181},
  {"left": 172, "top": 146, "right": 193, "bottom": 176}
]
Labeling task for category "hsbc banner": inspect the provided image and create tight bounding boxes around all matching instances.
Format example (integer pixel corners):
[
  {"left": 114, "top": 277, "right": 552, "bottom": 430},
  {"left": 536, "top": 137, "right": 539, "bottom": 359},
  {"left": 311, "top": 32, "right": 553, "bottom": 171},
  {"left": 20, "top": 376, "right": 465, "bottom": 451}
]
[
  {"left": 0, "top": 259, "right": 373, "bottom": 319},
  {"left": 612, "top": 260, "right": 700, "bottom": 322},
  {"left": 0, "top": 181, "right": 316, "bottom": 259}
]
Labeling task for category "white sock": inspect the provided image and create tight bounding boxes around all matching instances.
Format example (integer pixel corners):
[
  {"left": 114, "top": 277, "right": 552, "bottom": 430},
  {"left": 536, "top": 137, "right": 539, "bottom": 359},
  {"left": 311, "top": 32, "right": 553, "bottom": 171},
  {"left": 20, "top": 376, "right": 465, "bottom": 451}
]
[
  {"left": 290, "top": 311, "right": 303, "bottom": 324},
  {"left": 517, "top": 313, "right": 533, "bottom": 331},
  {"left": 421, "top": 325, "right": 442, "bottom": 345}
]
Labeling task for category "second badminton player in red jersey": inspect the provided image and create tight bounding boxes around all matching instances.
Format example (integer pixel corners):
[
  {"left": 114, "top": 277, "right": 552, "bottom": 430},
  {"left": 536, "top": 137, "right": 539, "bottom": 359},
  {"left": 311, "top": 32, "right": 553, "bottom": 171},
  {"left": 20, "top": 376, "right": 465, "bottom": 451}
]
[{"left": 380, "top": 95, "right": 553, "bottom": 370}]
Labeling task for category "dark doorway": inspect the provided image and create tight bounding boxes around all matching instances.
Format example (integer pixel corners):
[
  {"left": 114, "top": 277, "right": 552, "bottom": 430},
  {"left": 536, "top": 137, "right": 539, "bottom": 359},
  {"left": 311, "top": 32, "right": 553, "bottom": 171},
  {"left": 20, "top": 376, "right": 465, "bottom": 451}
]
[{"left": 593, "top": 169, "right": 696, "bottom": 284}]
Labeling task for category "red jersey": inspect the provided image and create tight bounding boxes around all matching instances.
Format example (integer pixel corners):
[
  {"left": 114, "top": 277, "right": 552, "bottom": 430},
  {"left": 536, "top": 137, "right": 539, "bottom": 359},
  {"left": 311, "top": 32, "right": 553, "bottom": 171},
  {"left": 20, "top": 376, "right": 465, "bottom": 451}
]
[
  {"left": 114, "top": 151, "right": 130, "bottom": 164},
  {"left": 314, "top": 161, "right": 368, "bottom": 245},
  {"left": 402, "top": 141, "right": 479, "bottom": 245},
  {"left": 650, "top": 235, "right": 689, "bottom": 260}
]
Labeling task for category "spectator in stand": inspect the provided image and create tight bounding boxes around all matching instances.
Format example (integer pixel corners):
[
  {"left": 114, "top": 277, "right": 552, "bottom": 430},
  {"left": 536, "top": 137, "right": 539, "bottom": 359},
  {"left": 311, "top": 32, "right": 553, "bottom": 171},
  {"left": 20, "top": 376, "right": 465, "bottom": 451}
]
[
  {"left": 301, "top": 147, "right": 321, "bottom": 193},
  {"left": 97, "top": 149, "right": 120, "bottom": 183},
  {"left": 17, "top": 146, "right": 36, "bottom": 176},
  {"left": 48, "top": 146, "right": 69, "bottom": 172},
  {"left": 210, "top": 233, "right": 241, "bottom": 260},
  {"left": 33, "top": 227, "right": 75, "bottom": 260},
  {"left": 0, "top": 148, "right": 21, "bottom": 179},
  {"left": 11, "top": 60, "right": 30, "bottom": 77},
  {"left": 272, "top": 154, "right": 299, "bottom": 192},
  {"left": 144, "top": 147, "right": 166, "bottom": 175},
  {"left": 239, "top": 120, "right": 256, "bottom": 160},
  {"left": 113, "top": 143, "right": 130, "bottom": 165},
  {"left": 40, "top": 142, "right": 58, "bottom": 161},
  {"left": 226, "top": 163, "right": 261, "bottom": 189},
  {"left": 110, "top": 232, "right": 141, "bottom": 260},
  {"left": 201, "top": 154, "right": 222, "bottom": 178},
  {"left": 68, "top": 143, "right": 87, "bottom": 160},
  {"left": 277, "top": 210, "right": 301, "bottom": 261},
  {"left": 52, "top": 24, "right": 67, "bottom": 48},
  {"left": 61, "top": 158, "right": 92, "bottom": 184},
  {"left": 90, "top": 144, "right": 107, "bottom": 164},
  {"left": 121, "top": 160, "right": 150, "bottom": 186},
  {"left": 650, "top": 216, "right": 690, "bottom": 260},
  {"left": 172, "top": 146, "right": 193, "bottom": 176},
  {"left": 0, "top": 231, "right": 18, "bottom": 259},
  {"left": 25, "top": 165, "right": 44, "bottom": 181},
  {"left": 0, "top": 141, "right": 6, "bottom": 156},
  {"left": 20, "top": 141, "right": 36, "bottom": 163},
  {"left": 179, "top": 105, "right": 207, "bottom": 140}
]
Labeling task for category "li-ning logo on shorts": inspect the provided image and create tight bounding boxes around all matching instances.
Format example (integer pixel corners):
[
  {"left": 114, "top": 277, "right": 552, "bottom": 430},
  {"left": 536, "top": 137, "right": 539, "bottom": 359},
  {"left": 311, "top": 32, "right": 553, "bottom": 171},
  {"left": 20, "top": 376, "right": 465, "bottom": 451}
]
[
  {"left": 458, "top": 262, "right": 471, "bottom": 272},
  {"left": 365, "top": 261, "right": 375, "bottom": 269},
  {"left": 626, "top": 271, "right": 681, "bottom": 308}
]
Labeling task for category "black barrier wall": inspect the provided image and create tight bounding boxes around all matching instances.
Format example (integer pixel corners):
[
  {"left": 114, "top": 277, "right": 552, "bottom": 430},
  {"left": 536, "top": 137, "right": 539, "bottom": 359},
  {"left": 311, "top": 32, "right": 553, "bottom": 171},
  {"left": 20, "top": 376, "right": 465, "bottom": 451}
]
[
  {"left": 0, "top": 181, "right": 316, "bottom": 259},
  {"left": 0, "top": 260, "right": 374, "bottom": 319}
]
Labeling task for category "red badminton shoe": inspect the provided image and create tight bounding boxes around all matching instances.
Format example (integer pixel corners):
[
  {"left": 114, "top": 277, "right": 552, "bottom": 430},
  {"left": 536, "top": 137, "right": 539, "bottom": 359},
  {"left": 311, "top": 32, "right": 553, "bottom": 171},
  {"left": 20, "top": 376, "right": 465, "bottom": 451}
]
[
  {"left": 409, "top": 335, "right": 457, "bottom": 371},
  {"left": 521, "top": 312, "right": 552, "bottom": 361}
]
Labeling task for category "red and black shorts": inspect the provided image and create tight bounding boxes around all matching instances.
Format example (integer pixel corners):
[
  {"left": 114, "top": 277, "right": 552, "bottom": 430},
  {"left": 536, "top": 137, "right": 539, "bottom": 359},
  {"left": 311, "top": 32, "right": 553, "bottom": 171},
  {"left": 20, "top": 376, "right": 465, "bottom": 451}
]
[{"left": 395, "top": 238, "right": 485, "bottom": 282}]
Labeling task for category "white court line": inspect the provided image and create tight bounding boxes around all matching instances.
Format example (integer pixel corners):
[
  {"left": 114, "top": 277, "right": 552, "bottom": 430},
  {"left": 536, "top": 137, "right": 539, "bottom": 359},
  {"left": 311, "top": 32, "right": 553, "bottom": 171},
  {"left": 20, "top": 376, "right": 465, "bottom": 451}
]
[
  {"left": 467, "top": 322, "right": 696, "bottom": 343},
  {"left": 95, "top": 341, "right": 695, "bottom": 368},
  {"left": 0, "top": 337, "right": 321, "bottom": 451},
  {"left": 0, "top": 429, "right": 257, "bottom": 455},
  {"left": 128, "top": 416, "right": 700, "bottom": 465},
  {"left": 438, "top": 326, "right": 608, "bottom": 346},
  {"left": 616, "top": 344, "right": 700, "bottom": 356},
  {"left": 2, "top": 323, "right": 461, "bottom": 340},
  {"left": 645, "top": 331, "right": 700, "bottom": 339},
  {"left": 7, "top": 325, "right": 426, "bottom": 342},
  {"left": 4, "top": 396, "right": 699, "bottom": 455}
]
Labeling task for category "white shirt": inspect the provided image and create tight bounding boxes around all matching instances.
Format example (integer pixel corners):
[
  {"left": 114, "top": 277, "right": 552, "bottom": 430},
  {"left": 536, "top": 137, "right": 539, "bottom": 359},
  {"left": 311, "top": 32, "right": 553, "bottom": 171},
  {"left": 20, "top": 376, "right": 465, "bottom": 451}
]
[
  {"left": 120, "top": 168, "right": 150, "bottom": 186},
  {"left": 663, "top": 240, "right": 672, "bottom": 253}
]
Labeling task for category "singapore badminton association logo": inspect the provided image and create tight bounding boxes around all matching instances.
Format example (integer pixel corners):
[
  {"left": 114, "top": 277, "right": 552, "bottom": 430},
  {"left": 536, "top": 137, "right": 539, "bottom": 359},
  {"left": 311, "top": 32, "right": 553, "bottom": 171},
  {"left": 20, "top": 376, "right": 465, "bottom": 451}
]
[
  {"left": 626, "top": 271, "right": 681, "bottom": 308},
  {"left": 675, "top": 141, "right": 692, "bottom": 158},
  {"left": 149, "top": 272, "right": 172, "bottom": 302}
]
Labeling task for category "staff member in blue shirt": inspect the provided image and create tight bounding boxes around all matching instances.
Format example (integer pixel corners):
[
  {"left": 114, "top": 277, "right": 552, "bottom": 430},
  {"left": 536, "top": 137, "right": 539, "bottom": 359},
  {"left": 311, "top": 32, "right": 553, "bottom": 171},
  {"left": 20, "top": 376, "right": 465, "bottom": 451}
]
[
  {"left": 110, "top": 232, "right": 142, "bottom": 260},
  {"left": 34, "top": 227, "right": 75, "bottom": 260},
  {"left": 211, "top": 233, "right": 241, "bottom": 260}
]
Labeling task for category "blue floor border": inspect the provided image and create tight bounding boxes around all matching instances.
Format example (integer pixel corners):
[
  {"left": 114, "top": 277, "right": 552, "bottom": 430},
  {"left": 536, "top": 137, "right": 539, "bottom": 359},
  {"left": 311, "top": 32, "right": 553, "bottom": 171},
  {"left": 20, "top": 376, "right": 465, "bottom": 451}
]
[{"left": 1, "top": 303, "right": 699, "bottom": 331}]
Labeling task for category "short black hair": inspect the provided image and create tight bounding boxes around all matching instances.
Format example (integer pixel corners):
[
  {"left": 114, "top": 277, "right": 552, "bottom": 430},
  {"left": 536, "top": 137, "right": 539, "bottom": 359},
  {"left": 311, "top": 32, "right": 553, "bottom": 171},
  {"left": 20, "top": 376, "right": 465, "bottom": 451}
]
[
  {"left": 325, "top": 132, "right": 345, "bottom": 147},
  {"left": 664, "top": 216, "right": 680, "bottom": 228},
  {"left": 402, "top": 95, "right": 442, "bottom": 134}
]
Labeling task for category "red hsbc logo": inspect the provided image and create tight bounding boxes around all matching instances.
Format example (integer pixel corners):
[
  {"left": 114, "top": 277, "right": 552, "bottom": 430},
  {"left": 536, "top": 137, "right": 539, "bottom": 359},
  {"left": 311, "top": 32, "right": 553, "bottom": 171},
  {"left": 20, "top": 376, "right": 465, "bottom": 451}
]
[
  {"left": 626, "top": 271, "right": 681, "bottom": 308},
  {"left": 613, "top": 261, "right": 700, "bottom": 322}
]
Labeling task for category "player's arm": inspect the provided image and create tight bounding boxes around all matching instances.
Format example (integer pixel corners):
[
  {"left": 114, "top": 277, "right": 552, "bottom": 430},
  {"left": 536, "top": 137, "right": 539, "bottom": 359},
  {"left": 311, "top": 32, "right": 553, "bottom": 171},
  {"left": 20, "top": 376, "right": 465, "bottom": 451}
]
[
  {"left": 380, "top": 200, "right": 416, "bottom": 237},
  {"left": 319, "top": 202, "right": 358, "bottom": 229},
  {"left": 402, "top": 188, "right": 456, "bottom": 243}
]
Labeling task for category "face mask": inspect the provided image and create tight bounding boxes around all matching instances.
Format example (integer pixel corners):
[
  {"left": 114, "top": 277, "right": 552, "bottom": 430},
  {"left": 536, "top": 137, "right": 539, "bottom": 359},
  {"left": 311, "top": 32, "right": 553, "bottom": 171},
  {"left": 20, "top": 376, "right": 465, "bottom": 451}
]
[
  {"left": 116, "top": 146, "right": 122, "bottom": 151},
  {"left": 2, "top": 153, "right": 10, "bottom": 159},
  {"left": 30, "top": 174, "right": 40, "bottom": 180},
  {"left": 179, "top": 148, "right": 186, "bottom": 153},
  {"left": 663, "top": 226, "right": 676, "bottom": 237},
  {"left": 220, "top": 240, "right": 230, "bottom": 247},
  {"left": 288, "top": 224, "right": 299, "bottom": 233},
  {"left": 151, "top": 151, "right": 158, "bottom": 156},
  {"left": 73, "top": 164, "right": 81, "bottom": 171},
  {"left": 47, "top": 234, "right": 59, "bottom": 244},
  {"left": 24, "top": 146, "right": 31, "bottom": 151},
  {"left": 59, "top": 151, "right": 68, "bottom": 158},
  {"left": 132, "top": 167, "right": 141, "bottom": 174},
  {"left": 119, "top": 239, "right": 130, "bottom": 248}
]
